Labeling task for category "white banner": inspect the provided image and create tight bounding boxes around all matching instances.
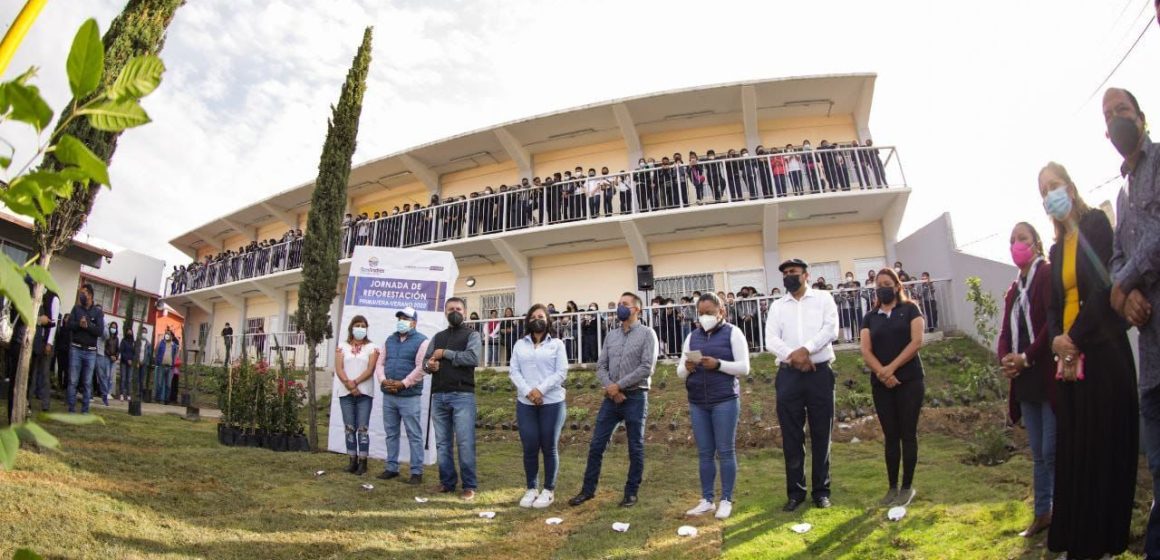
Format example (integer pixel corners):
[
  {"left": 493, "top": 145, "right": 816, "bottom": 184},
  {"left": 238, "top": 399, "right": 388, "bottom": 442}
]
[{"left": 326, "top": 247, "right": 459, "bottom": 465}]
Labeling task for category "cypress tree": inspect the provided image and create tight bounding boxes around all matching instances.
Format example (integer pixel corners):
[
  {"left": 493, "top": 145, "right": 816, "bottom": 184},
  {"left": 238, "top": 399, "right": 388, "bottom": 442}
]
[
  {"left": 11, "top": 0, "right": 183, "bottom": 425},
  {"left": 296, "top": 27, "right": 373, "bottom": 450}
]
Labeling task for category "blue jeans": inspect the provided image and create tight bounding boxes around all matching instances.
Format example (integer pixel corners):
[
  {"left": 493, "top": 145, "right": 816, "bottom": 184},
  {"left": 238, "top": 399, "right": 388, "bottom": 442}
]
[
  {"left": 1140, "top": 385, "right": 1160, "bottom": 558},
  {"left": 1020, "top": 400, "right": 1056, "bottom": 517},
  {"left": 95, "top": 356, "right": 111, "bottom": 398},
  {"left": 581, "top": 391, "right": 648, "bottom": 497},
  {"left": 154, "top": 365, "right": 171, "bottom": 402},
  {"left": 517, "top": 401, "right": 566, "bottom": 490},
  {"left": 66, "top": 347, "right": 97, "bottom": 413},
  {"left": 383, "top": 393, "right": 423, "bottom": 474},
  {"left": 690, "top": 398, "right": 740, "bottom": 502},
  {"left": 432, "top": 392, "right": 477, "bottom": 490},
  {"left": 339, "top": 394, "right": 373, "bottom": 457},
  {"left": 118, "top": 362, "right": 133, "bottom": 396}
]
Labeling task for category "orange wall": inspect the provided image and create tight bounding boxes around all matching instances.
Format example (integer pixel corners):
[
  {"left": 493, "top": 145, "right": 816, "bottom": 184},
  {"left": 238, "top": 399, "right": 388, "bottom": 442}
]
[
  {"left": 533, "top": 139, "right": 630, "bottom": 177},
  {"left": 440, "top": 160, "right": 521, "bottom": 200},
  {"left": 641, "top": 122, "right": 747, "bottom": 161},
  {"left": 758, "top": 115, "right": 858, "bottom": 149}
]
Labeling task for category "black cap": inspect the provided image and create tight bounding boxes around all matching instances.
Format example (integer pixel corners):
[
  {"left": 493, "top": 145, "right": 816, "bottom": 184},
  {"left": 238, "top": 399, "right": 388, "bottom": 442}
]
[{"left": 778, "top": 258, "right": 809, "bottom": 273}]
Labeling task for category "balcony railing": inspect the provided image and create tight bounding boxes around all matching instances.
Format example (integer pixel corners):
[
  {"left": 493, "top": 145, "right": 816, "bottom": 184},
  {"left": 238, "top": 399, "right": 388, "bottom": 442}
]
[
  {"left": 193, "top": 279, "right": 953, "bottom": 371},
  {"left": 463, "top": 278, "right": 952, "bottom": 368},
  {"left": 166, "top": 145, "right": 904, "bottom": 297}
]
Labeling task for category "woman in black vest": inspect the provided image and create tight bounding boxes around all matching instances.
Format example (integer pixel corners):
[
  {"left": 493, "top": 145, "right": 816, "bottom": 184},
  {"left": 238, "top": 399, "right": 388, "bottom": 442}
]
[
  {"left": 860, "top": 268, "right": 925, "bottom": 509},
  {"left": 1038, "top": 162, "right": 1137, "bottom": 559},
  {"left": 678, "top": 293, "right": 750, "bottom": 520}
]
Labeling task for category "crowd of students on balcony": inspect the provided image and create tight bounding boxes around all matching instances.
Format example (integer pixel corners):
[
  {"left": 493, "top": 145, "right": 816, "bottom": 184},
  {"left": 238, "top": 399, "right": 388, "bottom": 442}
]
[
  {"left": 461, "top": 262, "right": 940, "bottom": 367},
  {"left": 166, "top": 140, "right": 890, "bottom": 295}
]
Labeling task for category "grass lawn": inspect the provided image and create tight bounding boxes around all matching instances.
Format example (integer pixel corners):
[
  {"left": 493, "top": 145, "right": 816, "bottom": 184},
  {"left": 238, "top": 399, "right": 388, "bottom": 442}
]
[
  {"left": 1, "top": 338, "right": 1151, "bottom": 559},
  {"left": 1, "top": 408, "right": 1150, "bottom": 559}
]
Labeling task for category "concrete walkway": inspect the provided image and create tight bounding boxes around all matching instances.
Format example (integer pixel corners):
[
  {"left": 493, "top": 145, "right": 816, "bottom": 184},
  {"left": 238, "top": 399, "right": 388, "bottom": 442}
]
[{"left": 86, "top": 398, "right": 221, "bottom": 419}]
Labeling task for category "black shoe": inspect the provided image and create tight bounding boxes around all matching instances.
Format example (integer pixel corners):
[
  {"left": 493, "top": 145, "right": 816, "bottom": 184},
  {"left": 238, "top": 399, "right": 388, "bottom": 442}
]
[
  {"left": 568, "top": 493, "right": 594, "bottom": 507},
  {"left": 355, "top": 458, "right": 368, "bottom": 476},
  {"left": 344, "top": 456, "right": 358, "bottom": 474},
  {"left": 377, "top": 470, "right": 400, "bottom": 480},
  {"left": 782, "top": 498, "right": 805, "bottom": 512},
  {"left": 813, "top": 496, "right": 832, "bottom": 509},
  {"left": 404, "top": 474, "right": 422, "bottom": 485},
  {"left": 619, "top": 495, "right": 638, "bottom": 508}
]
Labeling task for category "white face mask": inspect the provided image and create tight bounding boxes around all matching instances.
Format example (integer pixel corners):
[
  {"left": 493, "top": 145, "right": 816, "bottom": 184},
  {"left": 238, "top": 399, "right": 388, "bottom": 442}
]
[{"left": 699, "top": 314, "right": 720, "bottom": 331}]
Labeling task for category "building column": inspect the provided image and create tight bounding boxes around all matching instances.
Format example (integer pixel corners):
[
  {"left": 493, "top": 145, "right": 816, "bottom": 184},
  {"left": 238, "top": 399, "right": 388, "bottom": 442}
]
[
  {"left": 741, "top": 85, "right": 761, "bottom": 152},
  {"left": 761, "top": 204, "right": 781, "bottom": 291},
  {"left": 882, "top": 195, "right": 907, "bottom": 267},
  {"left": 491, "top": 238, "right": 531, "bottom": 311}
]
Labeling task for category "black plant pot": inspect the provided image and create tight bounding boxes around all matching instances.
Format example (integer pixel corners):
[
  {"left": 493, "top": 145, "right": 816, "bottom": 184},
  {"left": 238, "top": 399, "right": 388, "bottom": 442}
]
[
  {"left": 272, "top": 433, "right": 287, "bottom": 452},
  {"left": 251, "top": 432, "right": 264, "bottom": 448},
  {"left": 238, "top": 432, "right": 251, "bottom": 447},
  {"left": 128, "top": 400, "right": 142, "bottom": 416},
  {"left": 217, "top": 424, "right": 226, "bottom": 445},
  {"left": 298, "top": 435, "right": 312, "bottom": 452}
]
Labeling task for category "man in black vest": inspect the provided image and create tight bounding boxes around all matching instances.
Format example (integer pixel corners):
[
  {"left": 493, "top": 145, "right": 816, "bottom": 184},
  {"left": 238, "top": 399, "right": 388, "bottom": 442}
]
[{"left": 423, "top": 297, "right": 482, "bottom": 500}]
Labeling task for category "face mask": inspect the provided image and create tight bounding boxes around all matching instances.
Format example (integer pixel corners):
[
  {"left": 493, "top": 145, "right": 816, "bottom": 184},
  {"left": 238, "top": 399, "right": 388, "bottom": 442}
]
[
  {"left": 447, "top": 311, "right": 464, "bottom": 327},
  {"left": 396, "top": 321, "right": 411, "bottom": 334},
  {"left": 1043, "top": 186, "right": 1073, "bottom": 221},
  {"left": 110, "top": 327, "right": 117, "bottom": 334},
  {"left": 1108, "top": 115, "right": 1142, "bottom": 158},
  {"left": 352, "top": 327, "right": 367, "bottom": 340},
  {"left": 616, "top": 305, "right": 632, "bottom": 322},
  {"left": 79, "top": 294, "right": 89, "bottom": 306},
  {"left": 529, "top": 319, "right": 547, "bottom": 334},
  {"left": 783, "top": 274, "right": 803, "bottom": 293},
  {"left": 877, "top": 286, "right": 897, "bottom": 305},
  {"left": 1010, "top": 241, "right": 1036, "bottom": 268},
  {"left": 588, "top": 306, "right": 597, "bottom": 311},
  {"left": 165, "top": 335, "right": 171, "bottom": 341},
  {"left": 699, "top": 314, "right": 720, "bottom": 331}
]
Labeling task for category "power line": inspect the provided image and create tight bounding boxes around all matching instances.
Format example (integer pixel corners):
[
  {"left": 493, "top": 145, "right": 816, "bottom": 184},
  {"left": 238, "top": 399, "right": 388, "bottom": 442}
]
[{"left": 1080, "top": 14, "right": 1155, "bottom": 109}]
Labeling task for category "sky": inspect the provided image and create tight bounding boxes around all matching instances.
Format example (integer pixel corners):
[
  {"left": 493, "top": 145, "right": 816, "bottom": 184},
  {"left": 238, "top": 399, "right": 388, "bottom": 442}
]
[{"left": 0, "top": 0, "right": 1157, "bottom": 294}]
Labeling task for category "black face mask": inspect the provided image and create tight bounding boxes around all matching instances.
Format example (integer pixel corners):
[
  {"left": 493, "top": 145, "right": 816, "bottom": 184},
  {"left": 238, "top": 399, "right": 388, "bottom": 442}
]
[
  {"left": 1109, "top": 116, "right": 1143, "bottom": 158},
  {"left": 783, "top": 274, "right": 803, "bottom": 293},
  {"left": 877, "top": 286, "right": 897, "bottom": 305},
  {"left": 447, "top": 311, "right": 464, "bottom": 327},
  {"left": 529, "top": 319, "right": 547, "bottom": 334}
]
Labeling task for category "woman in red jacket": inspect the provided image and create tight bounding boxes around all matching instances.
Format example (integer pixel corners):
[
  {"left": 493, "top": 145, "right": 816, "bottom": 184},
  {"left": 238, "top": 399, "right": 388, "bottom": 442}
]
[{"left": 996, "top": 222, "right": 1055, "bottom": 538}]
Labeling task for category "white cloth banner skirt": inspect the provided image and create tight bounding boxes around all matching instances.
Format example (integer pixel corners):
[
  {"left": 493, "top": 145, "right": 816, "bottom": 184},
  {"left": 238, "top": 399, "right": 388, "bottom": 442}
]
[{"left": 326, "top": 247, "right": 459, "bottom": 465}]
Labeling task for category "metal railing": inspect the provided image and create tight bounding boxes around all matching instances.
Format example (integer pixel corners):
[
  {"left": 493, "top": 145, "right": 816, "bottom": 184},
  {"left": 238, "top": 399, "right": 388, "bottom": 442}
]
[
  {"left": 166, "top": 145, "right": 904, "bottom": 297},
  {"left": 461, "top": 278, "right": 953, "bottom": 369},
  {"left": 206, "top": 331, "right": 319, "bottom": 369}
]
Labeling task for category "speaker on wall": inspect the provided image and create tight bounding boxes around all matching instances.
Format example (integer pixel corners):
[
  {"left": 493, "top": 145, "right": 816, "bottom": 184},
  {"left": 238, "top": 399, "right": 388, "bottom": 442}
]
[{"left": 636, "top": 264, "right": 654, "bottom": 291}]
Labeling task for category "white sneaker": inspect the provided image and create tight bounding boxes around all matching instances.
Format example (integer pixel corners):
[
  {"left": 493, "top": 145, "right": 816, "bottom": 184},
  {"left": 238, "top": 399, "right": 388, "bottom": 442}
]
[
  {"left": 519, "top": 489, "right": 539, "bottom": 508},
  {"left": 715, "top": 500, "right": 733, "bottom": 519},
  {"left": 532, "top": 489, "right": 554, "bottom": 509},
  {"left": 686, "top": 499, "right": 716, "bottom": 516}
]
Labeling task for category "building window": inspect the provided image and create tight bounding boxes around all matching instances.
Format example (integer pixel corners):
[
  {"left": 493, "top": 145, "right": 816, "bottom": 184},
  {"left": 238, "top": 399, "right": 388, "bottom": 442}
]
[
  {"left": 654, "top": 274, "right": 714, "bottom": 301},
  {"left": 245, "top": 318, "right": 265, "bottom": 334},
  {"left": 725, "top": 269, "right": 767, "bottom": 295},
  {"left": 480, "top": 292, "right": 515, "bottom": 318},
  {"left": 88, "top": 281, "right": 115, "bottom": 311},
  {"left": 0, "top": 241, "right": 29, "bottom": 268},
  {"left": 114, "top": 291, "right": 149, "bottom": 322}
]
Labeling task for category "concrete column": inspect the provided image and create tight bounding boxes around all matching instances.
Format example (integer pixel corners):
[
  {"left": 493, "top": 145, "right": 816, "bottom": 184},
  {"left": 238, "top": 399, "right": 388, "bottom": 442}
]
[
  {"left": 761, "top": 204, "right": 781, "bottom": 292},
  {"left": 882, "top": 195, "right": 907, "bottom": 267}
]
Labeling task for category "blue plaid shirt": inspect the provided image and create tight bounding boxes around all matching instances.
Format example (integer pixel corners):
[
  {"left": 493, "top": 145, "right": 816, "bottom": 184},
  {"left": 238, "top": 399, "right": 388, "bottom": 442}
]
[{"left": 1112, "top": 135, "right": 1160, "bottom": 390}]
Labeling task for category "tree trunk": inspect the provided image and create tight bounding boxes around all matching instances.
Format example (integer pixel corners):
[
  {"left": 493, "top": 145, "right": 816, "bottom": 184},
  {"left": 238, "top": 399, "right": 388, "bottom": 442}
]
[
  {"left": 307, "top": 344, "right": 317, "bottom": 451},
  {"left": 11, "top": 253, "right": 53, "bottom": 425}
]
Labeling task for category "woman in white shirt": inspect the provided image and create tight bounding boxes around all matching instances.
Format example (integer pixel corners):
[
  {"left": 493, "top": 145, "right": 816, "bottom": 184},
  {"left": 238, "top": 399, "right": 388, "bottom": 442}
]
[
  {"left": 334, "top": 315, "right": 380, "bottom": 476},
  {"left": 678, "top": 293, "right": 750, "bottom": 520},
  {"left": 509, "top": 304, "right": 569, "bottom": 509}
]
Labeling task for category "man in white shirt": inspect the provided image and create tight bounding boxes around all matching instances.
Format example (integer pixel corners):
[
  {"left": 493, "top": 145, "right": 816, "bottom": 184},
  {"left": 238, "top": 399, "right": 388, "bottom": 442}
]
[{"left": 764, "top": 258, "right": 839, "bottom": 512}]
